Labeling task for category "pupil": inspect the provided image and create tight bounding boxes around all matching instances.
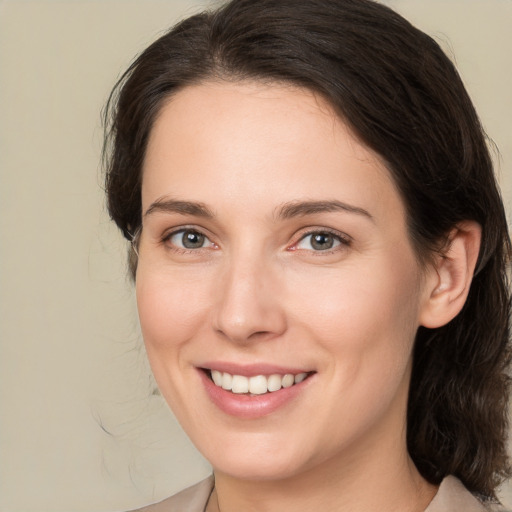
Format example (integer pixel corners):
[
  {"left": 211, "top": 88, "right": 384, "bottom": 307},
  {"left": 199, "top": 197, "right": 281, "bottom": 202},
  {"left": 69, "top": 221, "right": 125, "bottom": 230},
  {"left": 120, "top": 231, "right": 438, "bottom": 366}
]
[
  {"left": 311, "top": 233, "right": 333, "bottom": 250},
  {"left": 182, "top": 231, "right": 205, "bottom": 248}
]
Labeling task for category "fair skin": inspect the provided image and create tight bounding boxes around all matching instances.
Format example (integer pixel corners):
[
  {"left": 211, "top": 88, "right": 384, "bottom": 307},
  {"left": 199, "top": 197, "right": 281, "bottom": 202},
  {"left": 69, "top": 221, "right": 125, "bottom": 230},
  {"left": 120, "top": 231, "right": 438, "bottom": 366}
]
[{"left": 136, "top": 81, "right": 481, "bottom": 512}]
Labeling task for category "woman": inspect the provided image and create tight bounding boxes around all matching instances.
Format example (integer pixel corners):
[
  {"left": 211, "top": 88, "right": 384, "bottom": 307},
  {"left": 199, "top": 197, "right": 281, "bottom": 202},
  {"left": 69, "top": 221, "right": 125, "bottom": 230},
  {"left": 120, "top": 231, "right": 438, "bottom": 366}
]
[{"left": 103, "top": 0, "right": 511, "bottom": 510}]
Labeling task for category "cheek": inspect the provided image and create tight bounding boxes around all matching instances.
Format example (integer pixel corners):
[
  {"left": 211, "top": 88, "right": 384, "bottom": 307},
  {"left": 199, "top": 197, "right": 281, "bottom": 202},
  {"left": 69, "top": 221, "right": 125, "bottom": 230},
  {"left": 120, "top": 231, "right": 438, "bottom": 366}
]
[
  {"left": 135, "top": 268, "right": 212, "bottom": 358},
  {"left": 291, "top": 257, "right": 422, "bottom": 436},
  {"left": 287, "top": 253, "right": 423, "bottom": 375},
  {"left": 135, "top": 267, "right": 217, "bottom": 421}
]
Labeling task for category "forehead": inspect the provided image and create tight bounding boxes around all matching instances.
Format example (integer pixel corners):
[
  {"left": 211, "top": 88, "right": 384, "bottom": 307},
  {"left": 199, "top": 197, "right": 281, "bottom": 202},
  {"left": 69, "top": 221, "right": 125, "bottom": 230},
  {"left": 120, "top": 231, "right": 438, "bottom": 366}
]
[
  {"left": 142, "top": 80, "right": 403, "bottom": 222},
  {"left": 145, "top": 81, "right": 370, "bottom": 169}
]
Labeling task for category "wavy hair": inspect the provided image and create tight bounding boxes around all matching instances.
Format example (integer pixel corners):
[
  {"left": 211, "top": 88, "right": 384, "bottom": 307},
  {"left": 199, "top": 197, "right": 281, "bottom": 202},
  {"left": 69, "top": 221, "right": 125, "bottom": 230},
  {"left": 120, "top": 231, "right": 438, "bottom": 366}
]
[{"left": 103, "top": 0, "right": 511, "bottom": 499}]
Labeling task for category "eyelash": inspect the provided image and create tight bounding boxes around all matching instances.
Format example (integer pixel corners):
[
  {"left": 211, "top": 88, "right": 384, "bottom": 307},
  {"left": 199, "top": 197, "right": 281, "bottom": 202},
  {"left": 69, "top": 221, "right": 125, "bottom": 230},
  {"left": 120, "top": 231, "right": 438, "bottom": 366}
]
[
  {"left": 161, "top": 227, "right": 217, "bottom": 254},
  {"left": 160, "top": 227, "right": 351, "bottom": 255},
  {"left": 290, "top": 228, "right": 352, "bottom": 254}
]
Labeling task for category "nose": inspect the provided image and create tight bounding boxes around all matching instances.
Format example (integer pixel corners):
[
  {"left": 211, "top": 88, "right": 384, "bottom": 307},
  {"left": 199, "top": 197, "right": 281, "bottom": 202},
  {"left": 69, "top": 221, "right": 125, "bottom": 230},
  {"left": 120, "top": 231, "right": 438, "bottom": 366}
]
[{"left": 212, "top": 253, "right": 287, "bottom": 344}]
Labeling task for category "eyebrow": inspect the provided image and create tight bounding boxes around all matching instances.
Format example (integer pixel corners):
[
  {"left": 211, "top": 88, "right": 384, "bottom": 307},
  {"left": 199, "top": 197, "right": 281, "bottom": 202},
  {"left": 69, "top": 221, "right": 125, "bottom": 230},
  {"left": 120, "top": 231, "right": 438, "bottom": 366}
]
[
  {"left": 275, "top": 200, "right": 373, "bottom": 221},
  {"left": 144, "top": 198, "right": 214, "bottom": 218},
  {"left": 143, "top": 197, "right": 373, "bottom": 222}
]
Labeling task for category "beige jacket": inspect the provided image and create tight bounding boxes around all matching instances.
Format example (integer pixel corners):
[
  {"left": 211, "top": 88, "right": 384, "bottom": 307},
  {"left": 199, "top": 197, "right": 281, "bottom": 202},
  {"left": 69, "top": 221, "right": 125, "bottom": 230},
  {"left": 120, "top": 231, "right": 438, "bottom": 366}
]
[{"left": 132, "top": 475, "right": 503, "bottom": 512}]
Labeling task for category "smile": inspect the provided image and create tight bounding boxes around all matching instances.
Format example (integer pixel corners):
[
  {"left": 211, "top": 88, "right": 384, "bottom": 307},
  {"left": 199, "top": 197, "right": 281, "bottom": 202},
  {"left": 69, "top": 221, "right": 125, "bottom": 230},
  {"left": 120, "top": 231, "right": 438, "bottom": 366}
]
[
  {"left": 199, "top": 364, "right": 316, "bottom": 418},
  {"left": 209, "top": 370, "right": 309, "bottom": 395}
]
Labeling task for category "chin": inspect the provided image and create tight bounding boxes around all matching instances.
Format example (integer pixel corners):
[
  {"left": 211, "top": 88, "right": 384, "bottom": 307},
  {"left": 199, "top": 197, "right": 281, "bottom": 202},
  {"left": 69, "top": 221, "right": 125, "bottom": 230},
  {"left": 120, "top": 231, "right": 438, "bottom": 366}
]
[
  {"left": 194, "top": 430, "right": 317, "bottom": 482},
  {"left": 213, "top": 456, "right": 306, "bottom": 482}
]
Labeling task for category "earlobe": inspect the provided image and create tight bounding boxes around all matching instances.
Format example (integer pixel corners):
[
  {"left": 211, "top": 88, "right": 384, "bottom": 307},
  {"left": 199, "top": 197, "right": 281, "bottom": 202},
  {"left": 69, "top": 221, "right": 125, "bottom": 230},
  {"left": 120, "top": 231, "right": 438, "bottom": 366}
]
[{"left": 419, "top": 221, "right": 482, "bottom": 329}]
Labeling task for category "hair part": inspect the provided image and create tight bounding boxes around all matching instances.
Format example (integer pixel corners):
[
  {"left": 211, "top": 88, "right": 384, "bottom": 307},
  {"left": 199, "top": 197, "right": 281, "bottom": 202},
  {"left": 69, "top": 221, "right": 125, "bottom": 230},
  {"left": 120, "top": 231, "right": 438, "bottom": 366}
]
[{"left": 103, "top": 0, "right": 511, "bottom": 499}]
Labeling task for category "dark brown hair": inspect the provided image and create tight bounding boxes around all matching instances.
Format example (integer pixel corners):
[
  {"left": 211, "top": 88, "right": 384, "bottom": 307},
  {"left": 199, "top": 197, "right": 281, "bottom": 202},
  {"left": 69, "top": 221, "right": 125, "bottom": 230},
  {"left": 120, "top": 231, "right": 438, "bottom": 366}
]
[{"left": 103, "top": 0, "right": 511, "bottom": 499}]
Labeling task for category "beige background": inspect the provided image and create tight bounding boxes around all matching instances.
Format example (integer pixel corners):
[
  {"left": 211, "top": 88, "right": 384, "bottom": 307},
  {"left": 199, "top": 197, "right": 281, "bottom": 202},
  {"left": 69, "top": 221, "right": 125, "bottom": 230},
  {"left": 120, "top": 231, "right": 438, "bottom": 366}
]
[{"left": 0, "top": 1, "right": 511, "bottom": 511}]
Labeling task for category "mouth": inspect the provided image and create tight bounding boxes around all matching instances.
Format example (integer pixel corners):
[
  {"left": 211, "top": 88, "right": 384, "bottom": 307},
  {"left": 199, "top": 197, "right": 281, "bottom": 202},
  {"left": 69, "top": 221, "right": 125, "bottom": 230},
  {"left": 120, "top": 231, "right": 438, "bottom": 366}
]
[{"left": 203, "top": 368, "right": 315, "bottom": 396}]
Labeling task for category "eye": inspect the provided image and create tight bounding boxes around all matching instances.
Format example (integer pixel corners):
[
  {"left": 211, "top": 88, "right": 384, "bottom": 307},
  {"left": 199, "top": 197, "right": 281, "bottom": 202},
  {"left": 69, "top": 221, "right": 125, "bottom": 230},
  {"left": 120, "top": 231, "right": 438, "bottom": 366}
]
[
  {"left": 295, "top": 231, "right": 348, "bottom": 251},
  {"left": 166, "top": 229, "right": 215, "bottom": 250}
]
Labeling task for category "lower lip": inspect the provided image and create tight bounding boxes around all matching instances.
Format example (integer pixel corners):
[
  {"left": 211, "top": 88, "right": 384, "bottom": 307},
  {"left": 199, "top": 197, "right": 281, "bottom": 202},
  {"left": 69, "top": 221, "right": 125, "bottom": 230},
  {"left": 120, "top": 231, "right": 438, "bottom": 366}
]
[{"left": 198, "top": 370, "right": 313, "bottom": 419}]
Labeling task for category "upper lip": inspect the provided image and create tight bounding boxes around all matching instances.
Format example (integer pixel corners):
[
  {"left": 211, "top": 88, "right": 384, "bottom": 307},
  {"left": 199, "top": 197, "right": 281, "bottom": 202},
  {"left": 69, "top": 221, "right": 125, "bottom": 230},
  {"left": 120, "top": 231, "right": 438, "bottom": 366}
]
[{"left": 199, "top": 361, "right": 314, "bottom": 377}]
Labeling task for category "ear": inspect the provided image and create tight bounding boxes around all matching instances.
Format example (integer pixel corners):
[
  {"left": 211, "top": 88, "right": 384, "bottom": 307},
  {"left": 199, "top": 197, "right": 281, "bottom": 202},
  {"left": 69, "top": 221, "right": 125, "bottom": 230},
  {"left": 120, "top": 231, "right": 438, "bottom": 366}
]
[{"left": 419, "top": 221, "right": 482, "bottom": 329}]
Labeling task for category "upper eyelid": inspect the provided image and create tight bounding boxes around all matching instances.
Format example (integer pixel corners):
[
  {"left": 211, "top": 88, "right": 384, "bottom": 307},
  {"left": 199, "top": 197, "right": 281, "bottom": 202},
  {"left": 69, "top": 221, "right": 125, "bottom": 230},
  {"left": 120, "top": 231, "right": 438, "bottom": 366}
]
[
  {"left": 163, "top": 227, "right": 217, "bottom": 252},
  {"left": 159, "top": 225, "right": 351, "bottom": 248},
  {"left": 286, "top": 228, "right": 352, "bottom": 254},
  {"left": 160, "top": 226, "right": 215, "bottom": 249},
  {"left": 162, "top": 225, "right": 213, "bottom": 240},
  {"left": 293, "top": 227, "right": 352, "bottom": 243}
]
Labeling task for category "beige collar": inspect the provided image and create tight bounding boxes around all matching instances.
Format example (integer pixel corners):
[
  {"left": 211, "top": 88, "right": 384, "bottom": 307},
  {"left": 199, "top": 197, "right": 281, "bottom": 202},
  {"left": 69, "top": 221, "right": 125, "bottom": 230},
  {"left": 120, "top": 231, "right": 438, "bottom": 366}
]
[
  {"left": 132, "top": 474, "right": 499, "bottom": 512},
  {"left": 425, "top": 476, "right": 490, "bottom": 512}
]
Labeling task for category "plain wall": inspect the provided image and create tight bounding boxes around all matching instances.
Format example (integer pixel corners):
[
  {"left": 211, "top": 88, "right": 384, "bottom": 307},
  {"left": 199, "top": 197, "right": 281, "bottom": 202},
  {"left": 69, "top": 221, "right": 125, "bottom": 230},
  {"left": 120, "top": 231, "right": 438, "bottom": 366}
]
[{"left": 0, "top": 1, "right": 510, "bottom": 511}]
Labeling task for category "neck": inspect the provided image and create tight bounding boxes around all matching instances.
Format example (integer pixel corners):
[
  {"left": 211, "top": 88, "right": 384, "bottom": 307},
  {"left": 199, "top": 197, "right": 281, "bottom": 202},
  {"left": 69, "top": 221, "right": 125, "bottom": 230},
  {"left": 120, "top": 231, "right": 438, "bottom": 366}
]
[
  {"left": 207, "top": 376, "right": 437, "bottom": 512},
  {"left": 209, "top": 450, "right": 436, "bottom": 512}
]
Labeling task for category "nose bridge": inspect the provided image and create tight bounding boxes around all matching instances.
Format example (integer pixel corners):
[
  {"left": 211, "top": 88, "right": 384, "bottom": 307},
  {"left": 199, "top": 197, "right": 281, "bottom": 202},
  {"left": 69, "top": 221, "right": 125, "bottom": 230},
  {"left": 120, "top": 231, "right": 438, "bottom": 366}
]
[{"left": 213, "top": 246, "right": 286, "bottom": 343}]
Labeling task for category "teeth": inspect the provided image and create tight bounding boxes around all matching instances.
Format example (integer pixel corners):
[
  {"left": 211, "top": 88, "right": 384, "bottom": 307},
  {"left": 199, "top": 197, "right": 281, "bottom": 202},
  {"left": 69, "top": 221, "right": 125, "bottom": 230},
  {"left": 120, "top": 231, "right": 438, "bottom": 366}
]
[
  {"left": 210, "top": 370, "right": 310, "bottom": 394},
  {"left": 211, "top": 370, "right": 223, "bottom": 386},
  {"left": 294, "top": 373, "right": 307, "bottom": 384},
  {"left": 221, "top": 372, "right": 232, "bottom": 390},
  {"left": 282, "top": 374, "right": 294, "bottom": 388},
  {"left": 249, "top": 375, "right": 268, "bottom": 395},
  {"left": 231, "top": 375, "right": 249, "bottom": 394},
  {"left": 267, "top": 374, "right": 282, "bottom": 392}
]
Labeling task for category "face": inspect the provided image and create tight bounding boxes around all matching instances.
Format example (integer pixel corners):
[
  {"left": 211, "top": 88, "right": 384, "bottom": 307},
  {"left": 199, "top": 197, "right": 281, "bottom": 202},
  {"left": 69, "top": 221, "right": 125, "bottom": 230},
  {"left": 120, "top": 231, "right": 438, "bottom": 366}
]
[{"left": 136, "top": 81, "right": 432, "bottom": 481}]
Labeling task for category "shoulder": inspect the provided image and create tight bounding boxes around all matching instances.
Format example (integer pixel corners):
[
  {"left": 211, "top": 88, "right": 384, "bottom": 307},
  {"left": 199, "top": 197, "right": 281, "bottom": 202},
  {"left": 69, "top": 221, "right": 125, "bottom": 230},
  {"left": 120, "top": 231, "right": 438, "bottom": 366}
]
[
  {"left": 128, "top": 475, "right": 214, "bottom": 512},
  {"left": 425, "top": 476, "right": 509, "bottom": 512}
]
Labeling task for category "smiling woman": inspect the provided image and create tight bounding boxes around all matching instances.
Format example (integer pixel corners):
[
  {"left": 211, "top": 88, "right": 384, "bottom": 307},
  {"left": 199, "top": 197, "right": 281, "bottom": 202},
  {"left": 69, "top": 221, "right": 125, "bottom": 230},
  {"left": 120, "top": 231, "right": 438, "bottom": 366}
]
[{"left": 102, "top": 1, "right": 511, "bottom": 511}]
